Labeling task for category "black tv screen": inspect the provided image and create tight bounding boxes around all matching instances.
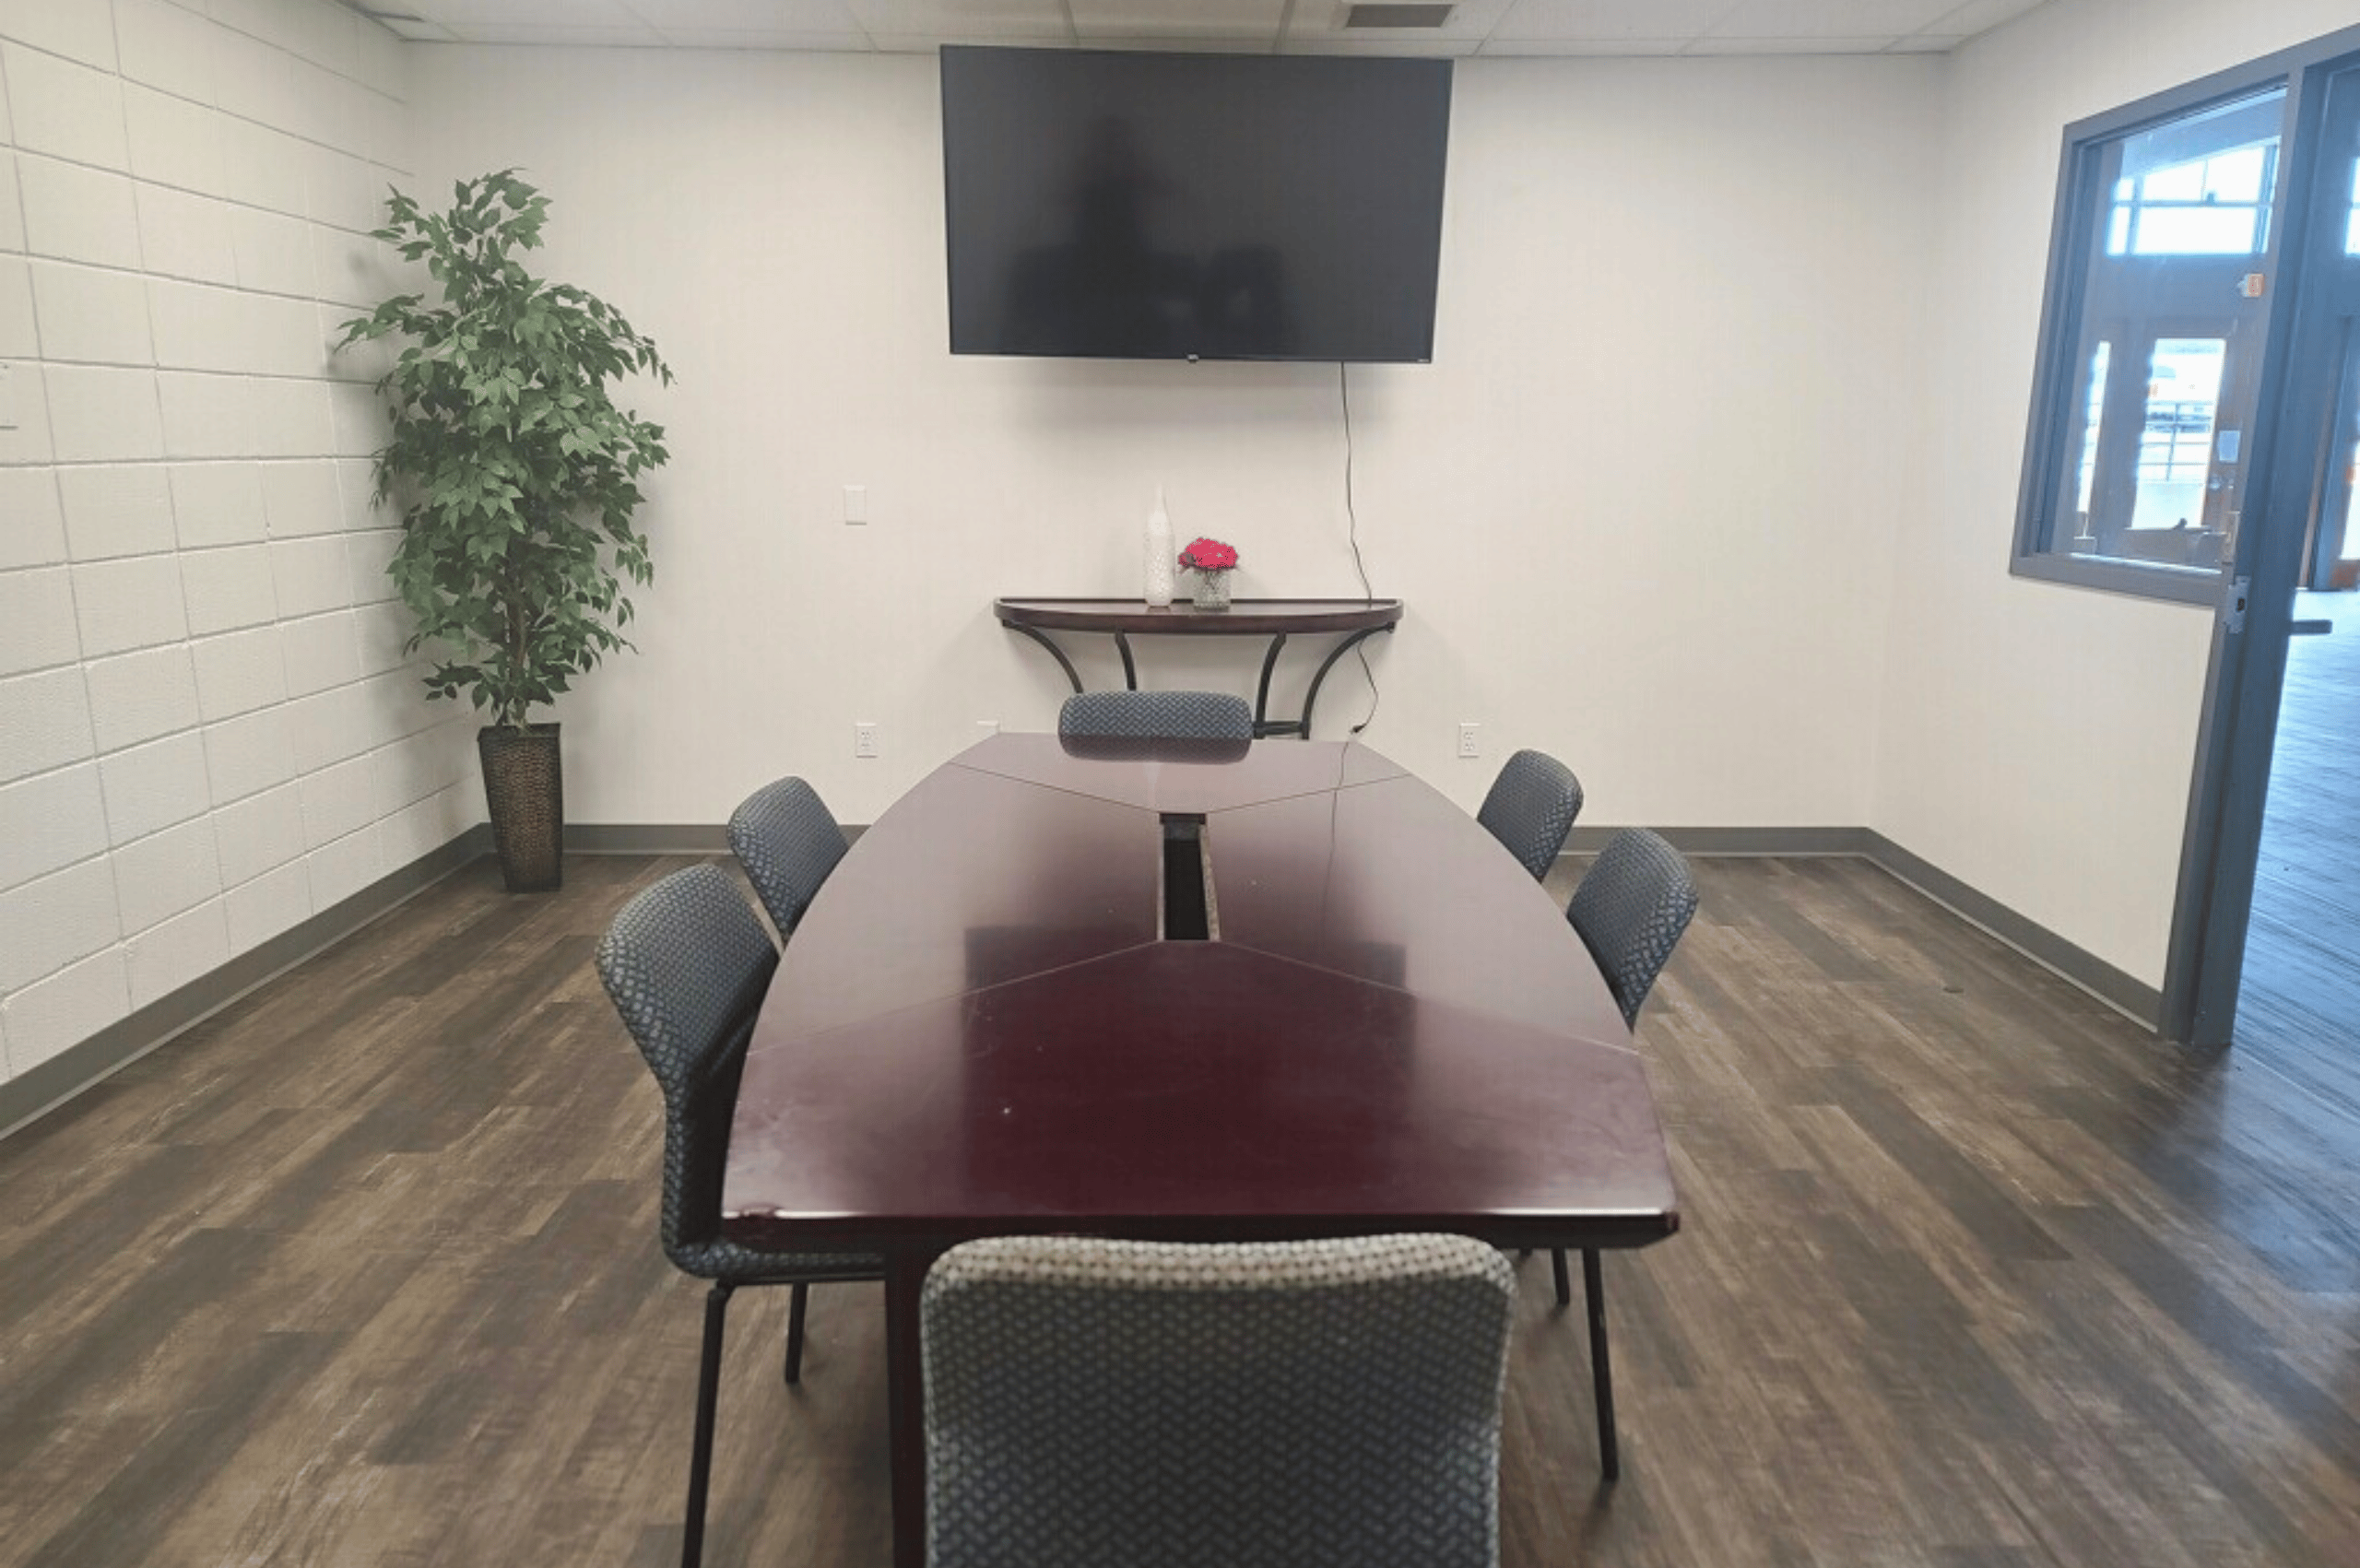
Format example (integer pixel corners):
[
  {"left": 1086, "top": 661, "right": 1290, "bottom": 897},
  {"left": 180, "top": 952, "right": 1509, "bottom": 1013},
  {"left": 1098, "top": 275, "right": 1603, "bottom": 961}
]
[{"left": 940, "top": 47, "right": 1452, "bottom": 363}]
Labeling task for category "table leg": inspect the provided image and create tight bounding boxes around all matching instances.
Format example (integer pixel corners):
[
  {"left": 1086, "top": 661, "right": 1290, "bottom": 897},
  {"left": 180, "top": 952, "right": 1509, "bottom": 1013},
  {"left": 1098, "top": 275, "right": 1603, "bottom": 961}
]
[
  {"left": 1252, "top": 633, "right": 1288, "bottom": 731},
  {"left": 1581, "top": 1247, "right": 1620, "bottom": 1481},
  {"left": 1001, "top": 624, "right": 1084, "bottom": 694},
  {"left": 1114, "top": 632, "right": 1138, "bottom": 690},
  {"left": 885, "top": 1248, "right": 936, "bottom": 1568}
]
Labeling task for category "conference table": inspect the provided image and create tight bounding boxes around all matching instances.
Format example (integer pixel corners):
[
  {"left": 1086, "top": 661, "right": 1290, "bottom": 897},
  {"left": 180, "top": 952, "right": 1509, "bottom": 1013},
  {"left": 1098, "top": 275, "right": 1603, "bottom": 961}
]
[{"left": 721, "top": 733, "right": 1681, "bottom": 1568}]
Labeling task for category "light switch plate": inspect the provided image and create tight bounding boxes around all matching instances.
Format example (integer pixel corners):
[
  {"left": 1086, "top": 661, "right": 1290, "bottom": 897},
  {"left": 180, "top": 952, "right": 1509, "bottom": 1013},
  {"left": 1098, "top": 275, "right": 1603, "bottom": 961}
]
[
  {"left": 0, "top": 365, "right": 16, "bottom": 430},
  {"left": 844, "top": 484, "right": 867, "bottom": 525}
]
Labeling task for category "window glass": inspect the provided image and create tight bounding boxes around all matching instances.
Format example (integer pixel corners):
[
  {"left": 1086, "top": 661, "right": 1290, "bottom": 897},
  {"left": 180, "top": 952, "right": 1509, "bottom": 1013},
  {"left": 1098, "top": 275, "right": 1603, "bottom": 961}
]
[
  {"left": 2073, "top": 340, "right": 2111, "bottom": 520},
  {"left": 2132, "top": 338, "right": 2224, "bottom": 532},
  {"left": 2020, "top": 88, "right": 2288, "bottom": 584}
]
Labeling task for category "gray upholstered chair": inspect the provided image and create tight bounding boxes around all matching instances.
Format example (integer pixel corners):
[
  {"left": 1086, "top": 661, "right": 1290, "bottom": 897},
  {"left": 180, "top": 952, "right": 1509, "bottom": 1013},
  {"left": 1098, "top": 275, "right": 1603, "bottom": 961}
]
[
  {"left": 1476, "top": 749, "right": 1585, "bottom": 880},
  {"left": 596, "top": 864, "right": 883, "bottom": 1568},
  {"left": 1057, "top": 689, "right": 1256, "bottom": 741},
  {"left": 1549, "top": 828, "right": 1698, "bottom": 1378},
  {"left": 1566, "top": 828, "right": 1698, "bottom": 1031},
  {"left": 726, "top": 776, "right": 849, "bottom": 939},
  {"left": 923, "top": 1233, "right": 1516, "bottom": 1568}
]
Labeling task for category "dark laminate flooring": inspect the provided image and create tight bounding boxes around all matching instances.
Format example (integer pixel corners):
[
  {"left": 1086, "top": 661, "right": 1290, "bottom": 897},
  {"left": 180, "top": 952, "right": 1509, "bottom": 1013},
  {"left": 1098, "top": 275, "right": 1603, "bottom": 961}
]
[
  {"left": 2241, "top": 588, "right": 2360, "bottom": 1126},
  {"left": 3, "top": 850, "right": 2359, "bottom": 1566}
]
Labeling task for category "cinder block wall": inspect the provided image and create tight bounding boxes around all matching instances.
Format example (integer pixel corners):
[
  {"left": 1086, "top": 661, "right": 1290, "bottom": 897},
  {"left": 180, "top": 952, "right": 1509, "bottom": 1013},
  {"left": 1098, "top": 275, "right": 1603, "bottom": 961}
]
[{"left": 0, "top": 0, "right": 478, "bottom": 1084}]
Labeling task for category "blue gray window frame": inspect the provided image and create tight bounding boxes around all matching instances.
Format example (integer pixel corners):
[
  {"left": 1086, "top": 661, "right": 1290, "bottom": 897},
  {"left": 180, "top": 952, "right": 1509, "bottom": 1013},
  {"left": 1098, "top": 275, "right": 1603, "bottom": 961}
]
[{"left": 2009, "top": 51, "right": 2323, "bottom": 607}]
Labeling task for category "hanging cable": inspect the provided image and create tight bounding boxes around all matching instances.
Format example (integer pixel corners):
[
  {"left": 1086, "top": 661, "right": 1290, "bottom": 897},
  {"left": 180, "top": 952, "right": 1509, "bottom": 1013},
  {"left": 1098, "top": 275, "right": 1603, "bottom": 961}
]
[{"left": 1340, "top": 360, "right": 1379, "bottom": 735}]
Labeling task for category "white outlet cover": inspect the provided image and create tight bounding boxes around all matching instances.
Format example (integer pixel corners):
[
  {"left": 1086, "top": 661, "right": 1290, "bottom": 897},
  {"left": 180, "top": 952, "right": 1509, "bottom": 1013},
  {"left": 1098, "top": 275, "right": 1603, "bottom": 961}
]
[{"left": 0, "top": 365, "right": 15, "bottom": 430}]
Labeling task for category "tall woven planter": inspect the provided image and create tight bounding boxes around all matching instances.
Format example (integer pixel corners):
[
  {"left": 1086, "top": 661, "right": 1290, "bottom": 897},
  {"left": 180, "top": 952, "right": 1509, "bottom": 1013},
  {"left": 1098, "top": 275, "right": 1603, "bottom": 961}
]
[{"left": 478, "top": 724, "right": 563, "bottom": 893}]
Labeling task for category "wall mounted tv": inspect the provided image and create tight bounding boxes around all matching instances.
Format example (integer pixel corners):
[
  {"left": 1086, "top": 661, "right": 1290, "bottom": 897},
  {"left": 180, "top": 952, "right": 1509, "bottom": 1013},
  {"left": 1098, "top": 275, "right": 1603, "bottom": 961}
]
[{"left": 939, "top": 46, "right": 1453, "bottom": 364}]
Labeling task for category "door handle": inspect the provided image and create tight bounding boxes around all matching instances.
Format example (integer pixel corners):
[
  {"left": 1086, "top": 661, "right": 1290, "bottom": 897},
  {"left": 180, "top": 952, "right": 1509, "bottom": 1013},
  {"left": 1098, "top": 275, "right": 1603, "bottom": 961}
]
[{"left": 2290, "top": 619, "right": 2333, "bottom": 636}]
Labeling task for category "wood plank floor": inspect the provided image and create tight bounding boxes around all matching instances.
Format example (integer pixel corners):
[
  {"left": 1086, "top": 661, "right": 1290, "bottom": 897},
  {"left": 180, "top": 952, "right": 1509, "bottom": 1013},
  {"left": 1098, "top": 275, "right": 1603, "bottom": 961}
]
[{"left": 3, "top": 849, "right": 2359, "bottom": 1566}]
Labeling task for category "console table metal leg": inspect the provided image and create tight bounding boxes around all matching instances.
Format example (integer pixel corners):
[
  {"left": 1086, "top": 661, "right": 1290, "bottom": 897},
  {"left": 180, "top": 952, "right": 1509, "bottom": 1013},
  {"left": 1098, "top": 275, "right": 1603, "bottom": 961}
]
[
  {"left": 1114, "top": 632, "right": 1138, "bottom": 691},
  {"left": 1582, "top": 1246, "right": 1620, "bottom": 1482},
  {"left": 1253, "top": 633, "right": 1288, "bottom": 735},
  {"left": 1298, "top": 625, "right": 1394, "bottom": 740},
  {"left": 1002, "top": 624, "right": 1083, "bottom": 695}
]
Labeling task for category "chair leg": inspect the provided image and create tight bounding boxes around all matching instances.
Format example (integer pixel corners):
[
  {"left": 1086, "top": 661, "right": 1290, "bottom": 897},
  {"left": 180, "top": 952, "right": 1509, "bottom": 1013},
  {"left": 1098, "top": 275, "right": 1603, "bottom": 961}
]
[
  {"left": 1581, "top": 1248, "right": 1619, "bottom": 1482},
  {"left": 683, "top": 1281, "right": 734, "bottom": 1568},
  {"left": 1552, "top": 1247, "right": 1572, "bottom": 1307},
  {"left": 784, "top": 1282, "right": 809, "bottom": 1385}
]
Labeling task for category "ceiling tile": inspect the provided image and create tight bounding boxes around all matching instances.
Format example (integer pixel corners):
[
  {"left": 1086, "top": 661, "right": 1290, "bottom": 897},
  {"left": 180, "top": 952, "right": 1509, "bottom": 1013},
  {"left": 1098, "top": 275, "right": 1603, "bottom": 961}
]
[
  {"left": 1071, "top": 33, "right": 1272, "bottom": 49},
  {"left": 617, "top": 0, "right": 865, "bottom": 28},
  {"left": 1283, "top": 0, "right": 1516, "bottom": 41},
  {"left": 1684, "top": 33, "right": 1894, "bottom": 53},
  {"left": 865, "top": 30, "right": 1074, "bottom": 50},
  {"left": 844, "top": 0, "right": 1071, "bottom": 39},
  {"left": 1068, "top": 0, "right": 1286, "bottom": 41},
  {"left": 339, "top": 0, "right": 2058, "bottom": 53},
  {"left": 373, "top": 18, "right": 459, "bottom": 41},
  {"left": 1707, "top": 0, "right": 1955, "bottom": 37},
  {"left": 1489, "top": 0, "right": 1736, "bottom": 43},
  {"left": 410, "top": 0, "right": 643, "bottom": 23},
  {"left": 1477, "top": 35, "right": 1688, "bottom": 53},
  {"left": 1278, "top": 33, "right": 1481, "bottom": 53},
  {"left": 655, "top": 28, "right": 876, "bottom": 47},
  {"left": 443, "top": 22, "right": 668, "bottom": 43},
  {"left": 1929, "top": 0, "right": 2053, "bottom": 36}
]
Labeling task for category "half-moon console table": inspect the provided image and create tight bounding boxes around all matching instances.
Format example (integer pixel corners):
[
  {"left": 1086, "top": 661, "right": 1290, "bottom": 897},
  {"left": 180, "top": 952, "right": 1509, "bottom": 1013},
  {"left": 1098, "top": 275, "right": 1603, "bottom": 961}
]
[{"left": 994, "top": 597, "right": 1403, "bottom": 740}]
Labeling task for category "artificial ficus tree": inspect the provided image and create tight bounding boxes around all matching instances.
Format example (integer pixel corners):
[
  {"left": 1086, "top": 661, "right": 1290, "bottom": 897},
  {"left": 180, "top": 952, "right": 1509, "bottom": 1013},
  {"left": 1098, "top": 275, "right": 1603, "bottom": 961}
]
[{"left": 336, "top": 170, "right": 672, "bottom": 732}]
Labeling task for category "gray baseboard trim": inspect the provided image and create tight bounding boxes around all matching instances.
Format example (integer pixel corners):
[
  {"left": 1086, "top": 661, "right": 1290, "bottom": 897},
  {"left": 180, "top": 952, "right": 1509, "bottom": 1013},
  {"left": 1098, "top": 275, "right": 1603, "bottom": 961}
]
[
  {"left": 5, "top": 812, "right": 2158, "bottom": 1144},
  {"left": 563, "top": 822, "right": 728, "bottom": 854},
  {"left": 0, "top": 823, "right": 495, "bottom": 1143},
  {"left": 1854, "top": 830, "right": 2162, "bottom": 1029},
  {"left": 562, "top": 823, "right": 869, "bottom": 854},
  {"left": 1565, "top": 824, "right": 2158, "bottom": 1028},
  {"left": 1567, "top": 825, "right": 1876, "bottom": 856}
]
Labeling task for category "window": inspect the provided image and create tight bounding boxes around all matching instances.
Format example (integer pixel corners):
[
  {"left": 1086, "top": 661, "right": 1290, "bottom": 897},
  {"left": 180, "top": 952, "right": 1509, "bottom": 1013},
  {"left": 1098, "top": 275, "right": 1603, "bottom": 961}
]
[{"left": 2014, "top": 87, "right": 2290, "bottom": 600}]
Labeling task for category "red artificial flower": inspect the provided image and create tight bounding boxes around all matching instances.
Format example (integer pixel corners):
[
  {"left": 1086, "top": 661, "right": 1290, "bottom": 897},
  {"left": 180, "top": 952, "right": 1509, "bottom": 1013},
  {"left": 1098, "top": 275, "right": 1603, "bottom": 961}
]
[{"left": 1178, "top": 536, "right": 1238, "bottom": 572}]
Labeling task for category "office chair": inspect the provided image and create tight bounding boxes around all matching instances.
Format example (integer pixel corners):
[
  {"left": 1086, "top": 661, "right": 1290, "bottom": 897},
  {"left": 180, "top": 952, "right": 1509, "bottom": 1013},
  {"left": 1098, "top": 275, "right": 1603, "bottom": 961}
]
[
  {"left": 596, "top": 864, "right": 884, "bottom": 1568},
  {"left": 1057, "top": 690, "right": 1256, "bottom": 741},
  {"left": 726, "top": 775, "right": 850, "bottom": 940},
  {"left": 922, "top": 1233, "right": 1516, "bottom": 1568},
  {"left": 1475, "top": 749, "right": 1585, "bottom": 880}
]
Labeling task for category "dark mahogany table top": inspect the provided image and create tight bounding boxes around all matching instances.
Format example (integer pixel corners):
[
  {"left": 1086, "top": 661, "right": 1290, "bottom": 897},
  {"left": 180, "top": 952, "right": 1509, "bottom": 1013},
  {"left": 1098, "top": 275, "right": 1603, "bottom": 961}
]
[
  {"left": 994, "top": 596, "right": 1403, "bottom": 634},
  {"left": 722, "top": 734, "right": 1678, "bottom": 1252}
]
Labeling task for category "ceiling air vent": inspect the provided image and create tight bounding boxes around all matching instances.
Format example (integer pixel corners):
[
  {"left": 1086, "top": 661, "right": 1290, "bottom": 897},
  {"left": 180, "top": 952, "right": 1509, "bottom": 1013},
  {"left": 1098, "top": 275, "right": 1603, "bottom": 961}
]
[{"left": 1344, "top": 4, "right": 1455, "bottom": 27}]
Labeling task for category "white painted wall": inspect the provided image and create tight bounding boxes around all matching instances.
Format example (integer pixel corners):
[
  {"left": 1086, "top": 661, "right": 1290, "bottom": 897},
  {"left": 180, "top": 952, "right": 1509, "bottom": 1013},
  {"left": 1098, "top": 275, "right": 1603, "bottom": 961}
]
[
  {"left": 1873, "top": 0, "right": 2360, "bottom": 986},
  {"left": 404, "top": 47, "right": 1936, "bottom": 834},
  {"left": 10, "top": 0, "right": 2347, "bottom": 1079},
  {"left": 0, "top": 0, "right": 477, "bottom": 1085}
]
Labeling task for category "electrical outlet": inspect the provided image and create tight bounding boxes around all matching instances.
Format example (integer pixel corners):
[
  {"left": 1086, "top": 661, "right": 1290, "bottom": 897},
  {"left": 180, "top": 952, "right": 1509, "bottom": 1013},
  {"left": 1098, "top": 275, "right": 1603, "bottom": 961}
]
[
  {"left": 854, "top": 722, "right": 879, "bottom": 759},
  {"left": 976, "top": 719, "right": 1000, "bottom": 737},
  {"left": 1457, "top": 723, "right": 1481, "bottom": 760}
]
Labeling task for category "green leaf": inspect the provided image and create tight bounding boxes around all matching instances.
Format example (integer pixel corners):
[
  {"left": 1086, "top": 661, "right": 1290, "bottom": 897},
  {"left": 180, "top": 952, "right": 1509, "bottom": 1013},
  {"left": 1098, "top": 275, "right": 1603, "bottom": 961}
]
[{"left": 336, "top": 171, "right": 672, "bottom": 729}]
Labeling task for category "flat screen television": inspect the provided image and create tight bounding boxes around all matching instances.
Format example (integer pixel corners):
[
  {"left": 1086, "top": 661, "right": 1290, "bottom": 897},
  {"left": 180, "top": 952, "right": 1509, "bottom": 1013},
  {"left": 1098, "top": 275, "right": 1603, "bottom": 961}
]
[{"left": 939, "top": 46, "right": 1453, "bottom": 363}]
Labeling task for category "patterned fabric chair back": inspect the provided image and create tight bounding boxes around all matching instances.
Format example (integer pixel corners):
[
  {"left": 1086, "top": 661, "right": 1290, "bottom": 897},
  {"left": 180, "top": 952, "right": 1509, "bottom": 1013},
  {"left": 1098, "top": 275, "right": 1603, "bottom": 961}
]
[
  {"left": 1475, "top": 749, "right": 1585, "bottom": 880},
  {"left": 596, "top": 864, "right": 780, "bottom": 1272},
  {"left": 1057, "top": 690, "right": 1256, "bottom": 741},
  {"left": 1565, "top": 828, "right": 1698, "bottom": 1029},
  {"left": 726, "top": 776, "right": 849, "bottom": 938},
  {"left": 922, "top": 1233, "right": 1516, "bottom": 1568}
]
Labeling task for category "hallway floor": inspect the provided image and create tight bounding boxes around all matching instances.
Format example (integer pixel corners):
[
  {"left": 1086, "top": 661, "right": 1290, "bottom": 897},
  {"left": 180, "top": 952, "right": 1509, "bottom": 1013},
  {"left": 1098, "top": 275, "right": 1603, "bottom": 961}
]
[{"left": 2240, "top": 587, "right": 2360, "bottom": 1123}]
